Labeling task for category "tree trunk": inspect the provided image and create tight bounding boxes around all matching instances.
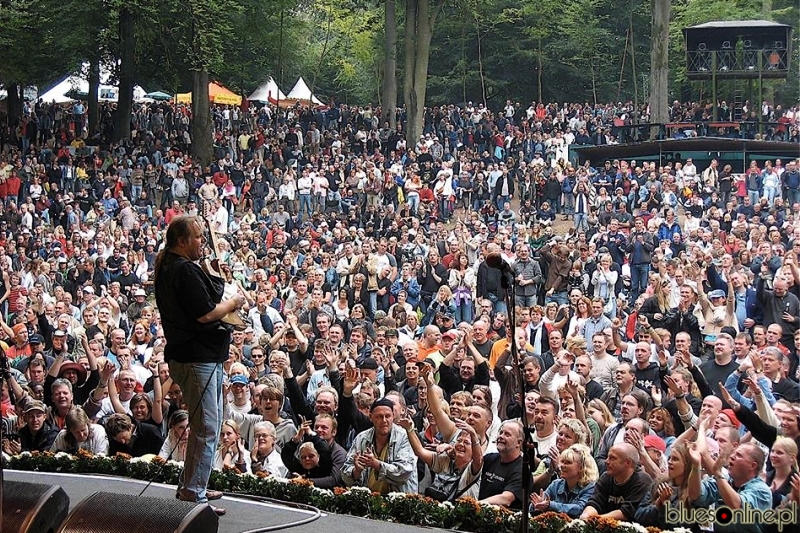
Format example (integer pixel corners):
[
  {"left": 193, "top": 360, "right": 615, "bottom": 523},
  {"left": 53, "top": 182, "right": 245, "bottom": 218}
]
[
  {"left": 404, "top": 0, "right": 438, "bottom": 146},
  {"left": 192, "top": 70, "right": 213, "bottom": 167},
  {"left": 477, "top": 18, "right": 486, "bottom": 107},
  {"left": 87, "top": 56, "right": 101, "bottom": 135},
  {"left": 115, "top": 7, "right": 135, "bottom": 141},
  {"left": 5, "top": 84, "right": 21, "bottom": 128},
  {"left": 411, "top": 0, "right": 435, "bottom": 145},
  {"left": 649, "top": 0, "right": 670, "bottom": 139},
  {"left": 537, "top": 37, "right": 543, "bottom": 103},
  {"left": 381, "top": 0, "right": 397, "bottom": 129},
  {"left": 631, "top": 16, "right": 638, "bottom": 109},
  {"left": 402, "top": 0, "right": 416, "bottom": 139}
]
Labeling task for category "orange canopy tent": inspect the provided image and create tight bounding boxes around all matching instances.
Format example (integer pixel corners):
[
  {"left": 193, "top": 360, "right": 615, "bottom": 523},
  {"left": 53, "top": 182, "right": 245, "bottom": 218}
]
[{"left": 176, "top": 82, "right": 242, "bottom": 105}]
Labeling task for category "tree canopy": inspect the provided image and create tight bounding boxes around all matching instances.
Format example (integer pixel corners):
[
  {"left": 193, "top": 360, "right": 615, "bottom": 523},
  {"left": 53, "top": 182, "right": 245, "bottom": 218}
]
[{"left": 1, "top": 0, "right": 797, "bottom": 114}]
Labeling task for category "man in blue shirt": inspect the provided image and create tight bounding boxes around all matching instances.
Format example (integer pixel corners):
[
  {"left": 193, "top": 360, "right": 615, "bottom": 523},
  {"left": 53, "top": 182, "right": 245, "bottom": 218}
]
[{"left": 691, "top": 443, "right": 772, "bottom": 533}]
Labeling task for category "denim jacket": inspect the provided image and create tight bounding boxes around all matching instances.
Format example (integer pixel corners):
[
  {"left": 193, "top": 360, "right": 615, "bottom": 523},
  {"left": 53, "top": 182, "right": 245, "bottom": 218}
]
[{"left": 342, "top": 424, "right": 418, "bottom": 494}]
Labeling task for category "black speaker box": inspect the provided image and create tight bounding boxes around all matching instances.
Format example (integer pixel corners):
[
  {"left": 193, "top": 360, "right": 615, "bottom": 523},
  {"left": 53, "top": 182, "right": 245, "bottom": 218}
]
[
  {"left": 2, "top": 479, "right": 70, "bottom": 533},
  {"left": 57, "top": 491, "right": 218, "bottom": 533}
]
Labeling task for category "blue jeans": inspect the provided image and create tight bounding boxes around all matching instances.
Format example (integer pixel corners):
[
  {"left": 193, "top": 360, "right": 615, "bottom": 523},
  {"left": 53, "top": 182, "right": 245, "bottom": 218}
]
[
  {"left": 546, "top": 290, "right": 568, "bottom": 306},
  {"left": 488, "top": 292, "right": 507, "bottom": 315},
  {"left": 169, "top": 360, "right": 223, "bottom": 504},
  {"left": 787, "top": 188, "right": 800, "bottom": 206},
  {"left": 630, "top": 263, "right": 650, "bottom": 305},
  {"left": 298, "top": 193, "right": 312, "bottom": 220},
  {"left": 496, "top": 195, "right": 511, "bottom": 210},
  {"left": 454, "top": 301, "right": 473, "bottom": 324},
  {"left": 407, "top": 193, "right": 419, "bottom": 213},
  {"left": 562, "top": 194, "right": 575, "bottom": 215},
  {"left": 747, "top": 190, "right": 760, "bottom": 205},
  {"left": 515, "top": 294, "right": 538, "bottom": 307},
  {"left": 574, "top": 213, "right": 588, "bottom": 230},
  {"left": 131, "top": 184, "right": 143, "bottom": 202}
]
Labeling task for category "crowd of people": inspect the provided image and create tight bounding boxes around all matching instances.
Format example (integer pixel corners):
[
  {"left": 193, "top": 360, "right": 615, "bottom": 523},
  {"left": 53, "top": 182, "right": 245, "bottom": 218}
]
[{"left": 1, "top": 94, "right": 800, "bottom": 530}]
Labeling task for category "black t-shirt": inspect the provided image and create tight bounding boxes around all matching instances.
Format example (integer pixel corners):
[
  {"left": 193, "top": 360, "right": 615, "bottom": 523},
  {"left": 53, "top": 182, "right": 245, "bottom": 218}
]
[
  {"left": 699, "top": 358, "right": 739, "bottom": 405},
  {"left": 773, "top": 376, "right": 800, "bottom": 403},
  {"left": 477, "top": 453, "right": 523, "bottom": 509},
  {"left": 156, "top": 252, "right": 230, "bottom": 364},
  {"left": 285, "top": 346, "right": 311, "bottom": 377},
  {"left": 586, "top": 468, "right": 652, "bottom": 520}
]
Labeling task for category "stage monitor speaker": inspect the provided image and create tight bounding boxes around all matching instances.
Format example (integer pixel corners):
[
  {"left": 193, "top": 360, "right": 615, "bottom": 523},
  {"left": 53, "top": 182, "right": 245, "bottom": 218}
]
[
  {"left": 2, "top": 480, "right": 70, "bottom": 533},
  {"left": 58, "top": 491, "right": 218, "bottom": 533}
]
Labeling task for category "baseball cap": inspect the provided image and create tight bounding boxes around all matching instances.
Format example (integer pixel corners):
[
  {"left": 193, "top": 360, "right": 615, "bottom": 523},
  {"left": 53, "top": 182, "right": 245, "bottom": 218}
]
[
  {"left": 134, "top": 288, "right": 146, "bottom": 297},
  {"left": 708, "top": 289, "right": 726, "bottom": 299},
  {"left": 24, "top": 401, "right": 47, "bottom": 414},
  {"left": 230, "top": 375, "right": 249, "bottom": 386},
  {"left": 357, "top": 357, "right": 379, "bottom": 370},
  {"left": 643, "top": 435, "right": 666, "bottom": 454},
  {"left": 29, "top": 334, "right": 44, "bottom": 345},
  {"left": 53, "top": 329, "right": 67, "bottom": 337},
  {"left": 442, "top": 329, "right": 459, "bottom": 340}
]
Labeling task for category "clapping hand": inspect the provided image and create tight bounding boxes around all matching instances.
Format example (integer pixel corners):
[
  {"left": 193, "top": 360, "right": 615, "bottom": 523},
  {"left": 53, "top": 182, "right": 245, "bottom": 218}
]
[
  {"left": 790, "top": 472, "right": 800, "bottom": 505},
  {"left": 548, "top": 445, "right": 560, "bottom": 473},
  {"left": 663, "top": 375, "right": 683, "bottom": 398},
  {"left": 688, "top": 442, "right": 703, "bottom": 466},
  {"left": 653, "top": 482, "right": 674, "bottom": 507},
  {"left": 651, "top": 385, "right": 662, "bottom": 406},
  {"left": 530, "top": 489, "right": 550, "bottom": 512},
  {"left": 293, "top": 417, "right": 312, "bottom": 443},
  {"left": 359, "top": 446, "right": 380, "bottom": 470}
]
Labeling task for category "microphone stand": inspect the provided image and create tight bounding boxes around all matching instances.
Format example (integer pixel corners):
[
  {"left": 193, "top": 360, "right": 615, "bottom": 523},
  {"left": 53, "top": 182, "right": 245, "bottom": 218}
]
[{"left": 498, "top": 271, "right": 532, "bottom": 533}]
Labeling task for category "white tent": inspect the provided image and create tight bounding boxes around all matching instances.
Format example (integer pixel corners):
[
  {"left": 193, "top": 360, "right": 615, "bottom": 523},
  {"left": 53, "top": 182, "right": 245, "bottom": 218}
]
[
  {"left": 247, "top": 77, "right": 286, "bottom": 104},
  {"left": 284, "top": 77, "right": 323, "bottom": 105},
  {"left": 37, "top": 63, "right": 147, "bottom": 104}
]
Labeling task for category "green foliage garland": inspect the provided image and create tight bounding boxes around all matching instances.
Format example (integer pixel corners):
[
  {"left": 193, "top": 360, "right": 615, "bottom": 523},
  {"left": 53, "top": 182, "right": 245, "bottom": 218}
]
[{"left": 6, "top": 451, "right": 678, "bottom": 533}]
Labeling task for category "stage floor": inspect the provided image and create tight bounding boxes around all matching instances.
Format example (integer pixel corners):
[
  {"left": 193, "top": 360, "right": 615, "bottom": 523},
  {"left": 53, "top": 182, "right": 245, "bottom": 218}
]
[{"left": 5, "top": 470, "right": 450, "bottom": 533}]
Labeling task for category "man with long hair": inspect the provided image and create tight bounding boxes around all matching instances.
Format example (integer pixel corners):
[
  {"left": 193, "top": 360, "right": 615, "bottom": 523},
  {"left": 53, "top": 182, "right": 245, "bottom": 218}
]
[{"left": 154, "top": 215, "right": 246, "bottom": 516}]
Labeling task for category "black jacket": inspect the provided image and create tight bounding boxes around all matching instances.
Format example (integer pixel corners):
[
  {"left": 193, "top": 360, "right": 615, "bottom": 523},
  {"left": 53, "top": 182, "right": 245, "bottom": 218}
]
[
  {"left": 108, "top": 420, "right": 164, "bottom": 457},
  {"left": 19, "top": 420, "right": 60, "bottom": 452}
]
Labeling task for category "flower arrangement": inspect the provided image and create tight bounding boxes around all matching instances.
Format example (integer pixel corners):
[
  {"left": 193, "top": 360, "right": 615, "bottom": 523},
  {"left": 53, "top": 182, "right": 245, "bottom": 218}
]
[{"left": 6, "top": 452, "right": 675, "bottom": 533}]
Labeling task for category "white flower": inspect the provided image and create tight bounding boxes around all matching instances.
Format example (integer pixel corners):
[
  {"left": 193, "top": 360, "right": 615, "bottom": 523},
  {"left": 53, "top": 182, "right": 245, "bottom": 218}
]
[
  {"left": 562, "top": 519, "right": 586, "bottom": 532},
  {"left": 438, "top": 501, "right": 454, "bottom": 509},
  {"left": 350, "top": 486, "right": 371, "bottom": 493},
  {"left": 386, "top": 492, "right": 407, "bottom": 501},
  {"left": 54, "top": 452, "right": 72, "bottom": 460},
  {"left": 628, "top": 523, "right": 649, "bottom": 533}
]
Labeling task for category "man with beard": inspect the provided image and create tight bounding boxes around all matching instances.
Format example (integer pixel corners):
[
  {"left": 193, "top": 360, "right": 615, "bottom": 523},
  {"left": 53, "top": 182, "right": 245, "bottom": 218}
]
[{"left": 478, "top": 419, "right": 524, "bottom": 508}]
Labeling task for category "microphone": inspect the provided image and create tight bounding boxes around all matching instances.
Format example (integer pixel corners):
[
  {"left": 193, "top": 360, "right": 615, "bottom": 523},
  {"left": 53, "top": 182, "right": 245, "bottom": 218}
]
[{"left": 486, "top": 252, "right": 513, "bottom": 273}]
